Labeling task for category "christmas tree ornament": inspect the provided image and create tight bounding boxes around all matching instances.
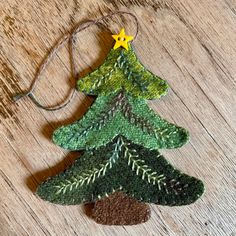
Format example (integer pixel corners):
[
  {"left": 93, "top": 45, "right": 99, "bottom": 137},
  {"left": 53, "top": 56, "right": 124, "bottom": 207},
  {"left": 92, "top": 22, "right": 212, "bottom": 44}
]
[{"left": 13, "top": 11, "right": 204, "bottom": 225}]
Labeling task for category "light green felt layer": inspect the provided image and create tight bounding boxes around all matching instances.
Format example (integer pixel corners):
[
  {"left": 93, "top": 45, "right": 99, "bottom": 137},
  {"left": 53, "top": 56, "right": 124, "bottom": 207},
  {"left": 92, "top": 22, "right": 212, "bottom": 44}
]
[
  {"left": 77, "top": 45, "right": 169, "bottom": 99},
  {"left": 53, "top": 93, "right": 189, "bottom": 151}
]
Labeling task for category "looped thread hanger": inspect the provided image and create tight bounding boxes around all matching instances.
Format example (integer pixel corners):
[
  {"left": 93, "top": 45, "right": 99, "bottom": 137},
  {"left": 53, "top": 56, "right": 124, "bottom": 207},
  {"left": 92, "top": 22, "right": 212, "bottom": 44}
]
[{"left": 13, "top": 11, "right": 139, "bottom": 111}]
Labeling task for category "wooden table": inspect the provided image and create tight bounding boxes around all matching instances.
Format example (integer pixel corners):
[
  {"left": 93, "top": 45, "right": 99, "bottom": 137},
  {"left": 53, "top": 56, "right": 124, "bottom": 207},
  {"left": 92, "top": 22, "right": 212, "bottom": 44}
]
[{"left": 1, "top": 0, "right": 235, "bottom": 235}]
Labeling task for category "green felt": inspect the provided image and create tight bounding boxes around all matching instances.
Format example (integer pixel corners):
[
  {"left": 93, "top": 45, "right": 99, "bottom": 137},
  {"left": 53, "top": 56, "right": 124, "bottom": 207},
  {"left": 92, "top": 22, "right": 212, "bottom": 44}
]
[
  {"left": 53, "top": 92, "right": 189, "bottom": 150},
  {"left": 77, "top": 45, "right": 169, "bottom": 99},
  {"left": 37, "top": 136, "right": 204, "bottom": 205},
  {"left": 38, "top": 43, "right": 204, "bottom": 209}
]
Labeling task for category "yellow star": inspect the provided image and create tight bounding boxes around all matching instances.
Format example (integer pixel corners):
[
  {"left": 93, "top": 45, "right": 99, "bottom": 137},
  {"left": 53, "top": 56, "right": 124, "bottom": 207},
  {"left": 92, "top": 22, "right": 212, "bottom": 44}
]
[{"left": 112, "top": 28, "right": 134, "bottom": 50}]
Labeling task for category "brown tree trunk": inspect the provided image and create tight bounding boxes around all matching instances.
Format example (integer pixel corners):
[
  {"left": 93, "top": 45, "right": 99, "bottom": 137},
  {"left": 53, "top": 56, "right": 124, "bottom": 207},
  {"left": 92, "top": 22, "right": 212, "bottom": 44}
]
[{"left": 91, "top": 192, "right": 151, "bottom": 225}]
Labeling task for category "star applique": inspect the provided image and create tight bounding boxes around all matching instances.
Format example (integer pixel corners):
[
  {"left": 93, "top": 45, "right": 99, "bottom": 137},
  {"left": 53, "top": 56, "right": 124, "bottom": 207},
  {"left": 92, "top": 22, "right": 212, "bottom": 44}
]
[{"left": 112, "top": 28, "right": 134, "bottom": 50}]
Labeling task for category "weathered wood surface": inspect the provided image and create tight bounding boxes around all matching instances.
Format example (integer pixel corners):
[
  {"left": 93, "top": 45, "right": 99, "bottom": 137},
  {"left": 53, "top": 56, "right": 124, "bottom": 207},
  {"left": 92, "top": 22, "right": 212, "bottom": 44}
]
[{"left": 1, "top": 0, "right": 236, "bottom": 235}]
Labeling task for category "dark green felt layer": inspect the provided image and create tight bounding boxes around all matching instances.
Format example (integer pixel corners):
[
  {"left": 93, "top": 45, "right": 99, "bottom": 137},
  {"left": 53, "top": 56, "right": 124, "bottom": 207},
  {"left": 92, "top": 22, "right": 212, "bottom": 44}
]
[
  {"left": 77, "top": 45, "right": 169, "bottom": 99},
  {"left": 53, "top": 92, "right": 189, "bottom": 151},
  {"left": 37, "top": 136, "right": 204, "bottom": 206}
]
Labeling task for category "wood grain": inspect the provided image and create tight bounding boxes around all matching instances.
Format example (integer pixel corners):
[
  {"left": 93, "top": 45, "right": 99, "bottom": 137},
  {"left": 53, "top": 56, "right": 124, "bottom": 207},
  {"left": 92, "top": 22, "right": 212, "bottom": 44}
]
[{"left": 1, "top": 0, "right": 236, "bottom": 235}]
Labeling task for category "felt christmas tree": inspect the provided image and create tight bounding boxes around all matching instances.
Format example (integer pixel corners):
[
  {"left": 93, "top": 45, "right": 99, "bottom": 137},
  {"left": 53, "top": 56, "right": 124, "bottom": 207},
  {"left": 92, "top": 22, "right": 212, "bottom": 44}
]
[{"left": 37, "top": 29, "right": 204, "bottom": 224}]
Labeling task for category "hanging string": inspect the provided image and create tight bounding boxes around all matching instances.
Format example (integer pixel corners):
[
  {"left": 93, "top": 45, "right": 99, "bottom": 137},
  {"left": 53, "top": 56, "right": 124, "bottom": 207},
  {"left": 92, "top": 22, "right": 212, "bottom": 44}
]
[{"left": 12, "top": 11, "right": 139, "bottom": 111}]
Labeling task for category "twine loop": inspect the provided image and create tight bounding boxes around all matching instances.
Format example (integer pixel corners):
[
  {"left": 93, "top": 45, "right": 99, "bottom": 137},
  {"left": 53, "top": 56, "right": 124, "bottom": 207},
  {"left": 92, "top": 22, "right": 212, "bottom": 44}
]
[{"left": 13, "top": 11, "right": 139, "bottom": 111}]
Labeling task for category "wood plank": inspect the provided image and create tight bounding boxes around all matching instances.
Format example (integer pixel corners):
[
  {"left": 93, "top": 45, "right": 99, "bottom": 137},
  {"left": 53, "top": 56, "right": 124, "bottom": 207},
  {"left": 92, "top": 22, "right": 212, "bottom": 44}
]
[{"left": 1, "top": 0, "right": 235, "bottom": 235}]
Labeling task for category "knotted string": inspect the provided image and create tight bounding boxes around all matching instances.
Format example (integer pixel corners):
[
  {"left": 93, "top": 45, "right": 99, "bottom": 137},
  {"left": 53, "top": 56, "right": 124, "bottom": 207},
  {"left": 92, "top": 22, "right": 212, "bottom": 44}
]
[{"left": 13, "top": 11, "right": 139, "bottom": 111}]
